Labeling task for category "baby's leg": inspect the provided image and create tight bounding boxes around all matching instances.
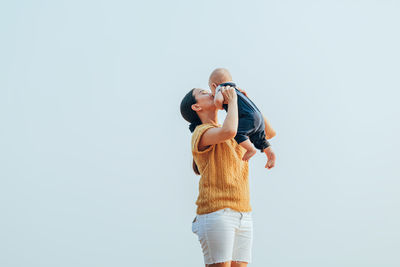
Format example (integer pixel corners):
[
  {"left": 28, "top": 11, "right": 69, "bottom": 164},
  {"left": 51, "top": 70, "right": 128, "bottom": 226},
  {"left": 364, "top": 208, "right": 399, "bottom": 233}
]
[
  {"left": 239, "top": 139, "right": 257, "bottom": 161},
  {"left": 235, "top": 117, "right": 258, "bottom": 162},
  {"left": 249, "top": 128, "right": 273, "bottom": 167}
]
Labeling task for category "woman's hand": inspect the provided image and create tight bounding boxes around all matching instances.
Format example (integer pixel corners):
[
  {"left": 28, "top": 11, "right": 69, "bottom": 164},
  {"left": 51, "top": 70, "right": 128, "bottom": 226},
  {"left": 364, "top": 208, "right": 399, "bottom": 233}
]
[
  {"left": 237, "top": 87, "right": 248, "bottom": 97},
  {"left": 220, "top": 86, "right": 237, "bottom": 104}
]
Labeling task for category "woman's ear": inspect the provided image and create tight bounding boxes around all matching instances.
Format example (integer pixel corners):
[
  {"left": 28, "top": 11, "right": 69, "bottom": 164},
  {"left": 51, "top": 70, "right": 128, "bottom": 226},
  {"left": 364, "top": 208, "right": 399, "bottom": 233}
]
[{"left": 191, "top": 103, "right": 201, "bottom": 112}]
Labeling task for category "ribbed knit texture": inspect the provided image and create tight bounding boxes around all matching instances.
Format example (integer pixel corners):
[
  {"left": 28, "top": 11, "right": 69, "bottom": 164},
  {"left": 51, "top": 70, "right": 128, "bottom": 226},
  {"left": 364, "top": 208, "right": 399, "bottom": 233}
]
[{"left": 192, "top": 123, "right": 252, "bottom": 215}]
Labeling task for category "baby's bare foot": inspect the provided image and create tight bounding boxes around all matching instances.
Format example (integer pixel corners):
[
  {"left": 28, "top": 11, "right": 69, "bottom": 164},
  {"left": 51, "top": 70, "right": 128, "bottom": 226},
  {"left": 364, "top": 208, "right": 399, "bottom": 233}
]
[{"left": 242, "top": 148, "right": 257, "bottom": 162}]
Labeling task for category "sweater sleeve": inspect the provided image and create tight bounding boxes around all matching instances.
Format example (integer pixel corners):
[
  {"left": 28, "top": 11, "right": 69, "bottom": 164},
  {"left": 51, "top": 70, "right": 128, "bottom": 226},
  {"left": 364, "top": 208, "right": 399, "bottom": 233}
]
[{"left": 191, "top": 123, "right": 218, "bottom": 155}]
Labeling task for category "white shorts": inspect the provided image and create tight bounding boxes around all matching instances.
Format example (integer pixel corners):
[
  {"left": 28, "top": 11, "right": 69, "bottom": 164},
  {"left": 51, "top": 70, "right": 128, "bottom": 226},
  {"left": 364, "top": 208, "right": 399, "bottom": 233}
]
[{"left": 191, "top": 208, "right": 253, "bottom": 265}]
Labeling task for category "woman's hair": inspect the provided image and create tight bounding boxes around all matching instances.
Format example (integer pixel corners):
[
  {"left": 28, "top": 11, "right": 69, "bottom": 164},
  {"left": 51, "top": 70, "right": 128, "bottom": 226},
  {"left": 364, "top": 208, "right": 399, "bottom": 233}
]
[
  {"left": 180, "top": 88, "right": 201, "bottom": 175},
  {"left": 180, "top": 88, "right": 202, "bottom": 133}
]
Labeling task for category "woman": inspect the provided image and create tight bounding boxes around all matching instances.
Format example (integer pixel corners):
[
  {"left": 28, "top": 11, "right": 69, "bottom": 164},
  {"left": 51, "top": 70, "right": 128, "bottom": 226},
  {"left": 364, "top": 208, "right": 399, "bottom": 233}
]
[{"left": 180, "top": 86, "right": 276, "bottom": 267}]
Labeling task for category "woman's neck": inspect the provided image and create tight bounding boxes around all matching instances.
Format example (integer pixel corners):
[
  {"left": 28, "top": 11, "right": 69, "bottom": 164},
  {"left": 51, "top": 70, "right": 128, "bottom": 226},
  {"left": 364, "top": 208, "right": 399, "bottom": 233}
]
[{"left": 199, "top": 111, "right": 218, "bottom": 125}]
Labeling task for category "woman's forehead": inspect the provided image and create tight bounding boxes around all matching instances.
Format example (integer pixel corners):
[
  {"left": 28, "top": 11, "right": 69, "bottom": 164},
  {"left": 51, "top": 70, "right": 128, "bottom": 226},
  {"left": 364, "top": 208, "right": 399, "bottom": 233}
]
[
  {"left": 195, "top": 88, "right": 210, "bottom": 94},
  {"left": 194, "top": 88, "right": 204, "bottom": 95}
]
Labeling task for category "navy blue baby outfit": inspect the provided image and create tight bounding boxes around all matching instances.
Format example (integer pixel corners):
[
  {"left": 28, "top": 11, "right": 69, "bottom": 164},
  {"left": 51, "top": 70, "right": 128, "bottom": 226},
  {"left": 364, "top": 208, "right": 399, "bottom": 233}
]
[{"left": 220, "top": 82, "right": 270, "bottom": 152}]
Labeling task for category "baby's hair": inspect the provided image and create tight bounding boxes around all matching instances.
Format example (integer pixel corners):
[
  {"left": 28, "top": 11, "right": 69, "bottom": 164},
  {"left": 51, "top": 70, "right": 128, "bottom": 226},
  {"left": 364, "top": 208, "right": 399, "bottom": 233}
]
[{"left": 209, "top": 68, "right": 233, "bottom": 85}]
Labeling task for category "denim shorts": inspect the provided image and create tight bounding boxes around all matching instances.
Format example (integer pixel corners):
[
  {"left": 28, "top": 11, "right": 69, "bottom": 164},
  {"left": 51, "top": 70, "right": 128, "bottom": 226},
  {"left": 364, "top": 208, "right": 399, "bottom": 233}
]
[{"left": 191, "top": 208, "right": 253, "bottom": 265}]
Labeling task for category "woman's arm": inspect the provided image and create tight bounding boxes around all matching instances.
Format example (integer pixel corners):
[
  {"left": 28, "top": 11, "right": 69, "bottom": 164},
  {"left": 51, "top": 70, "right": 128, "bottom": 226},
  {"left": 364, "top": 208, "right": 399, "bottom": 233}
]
[
  {"left": 199, "top": 86, "right": 238, "bottom": 149},
  {"left": 214, "top": 89, "right": 224, "bottom": 110}
]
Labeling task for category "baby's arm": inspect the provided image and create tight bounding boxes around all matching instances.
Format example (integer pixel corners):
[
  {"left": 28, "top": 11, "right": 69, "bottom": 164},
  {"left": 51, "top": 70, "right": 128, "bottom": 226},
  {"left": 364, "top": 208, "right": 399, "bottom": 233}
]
[{"left": 214, "top": 88, "right": 225, "bottom": 110}]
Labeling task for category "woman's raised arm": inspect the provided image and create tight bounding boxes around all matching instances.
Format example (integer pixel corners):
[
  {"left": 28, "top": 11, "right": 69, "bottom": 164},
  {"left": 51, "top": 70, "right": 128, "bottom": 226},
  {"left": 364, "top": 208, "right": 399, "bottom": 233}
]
[{"left": 198, "top": 86, "right": 238, "bottom": 150}]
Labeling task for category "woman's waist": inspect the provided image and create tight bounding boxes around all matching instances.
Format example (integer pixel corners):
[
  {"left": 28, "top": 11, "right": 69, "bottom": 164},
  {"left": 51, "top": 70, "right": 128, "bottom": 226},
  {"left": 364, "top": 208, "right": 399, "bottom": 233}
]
[
  {"left": 196, "top": 207, "right": 252, "bottom": 218},
  {"left": 195, "top": 195, "right": 251, "bottom": 213},
  {"left": 196, "top": 204, "right": 252, "bottom": 216}
]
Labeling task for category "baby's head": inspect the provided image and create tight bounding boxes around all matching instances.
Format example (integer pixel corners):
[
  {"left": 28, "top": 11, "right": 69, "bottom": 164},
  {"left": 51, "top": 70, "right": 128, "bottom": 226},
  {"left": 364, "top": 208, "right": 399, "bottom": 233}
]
[{"left": 208, "top": 68, "right": 233, "bottom": 95}]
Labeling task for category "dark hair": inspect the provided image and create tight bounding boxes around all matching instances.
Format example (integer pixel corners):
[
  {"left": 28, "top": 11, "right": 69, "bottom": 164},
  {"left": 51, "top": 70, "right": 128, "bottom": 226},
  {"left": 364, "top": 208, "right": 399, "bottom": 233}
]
[
  {"left": 180, "top": 88, "right": 201, "bottom": 175},
  {"left": 180, "top": 88, "right": 202, "bottom": 133}
]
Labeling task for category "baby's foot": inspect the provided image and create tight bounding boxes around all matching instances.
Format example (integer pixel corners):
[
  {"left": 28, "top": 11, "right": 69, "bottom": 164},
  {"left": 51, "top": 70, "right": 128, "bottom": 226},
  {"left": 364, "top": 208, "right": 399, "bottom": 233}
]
[
  {"left": 264, "top": 147, "right": 276, "bottom": 169},
  {"left": 242, "top": 147, "right": 257, "bottom": 162}
]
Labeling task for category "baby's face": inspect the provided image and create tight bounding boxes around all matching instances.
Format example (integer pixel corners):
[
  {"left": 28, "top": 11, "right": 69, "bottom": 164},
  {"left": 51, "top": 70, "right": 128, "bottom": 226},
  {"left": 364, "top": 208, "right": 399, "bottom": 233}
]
[{"left": 208, "top": 80, "right": 218, "bottom": 96}]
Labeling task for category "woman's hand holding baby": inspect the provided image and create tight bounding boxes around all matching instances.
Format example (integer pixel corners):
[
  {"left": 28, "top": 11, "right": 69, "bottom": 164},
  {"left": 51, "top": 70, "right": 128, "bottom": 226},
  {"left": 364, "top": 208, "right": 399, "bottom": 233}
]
[
  {"left": 237, "top": 87, "right": 248, "bottom": 97},
  {"left": 220, "top": 86, "right": 237, "bottom": 104},
  {"left": 219, "top": 86, "right": 238, "bottom": 137}
]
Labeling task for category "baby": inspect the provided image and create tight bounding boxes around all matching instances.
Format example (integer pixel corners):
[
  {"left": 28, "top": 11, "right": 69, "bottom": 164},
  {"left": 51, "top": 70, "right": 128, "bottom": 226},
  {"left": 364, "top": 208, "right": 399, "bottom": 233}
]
[{"left": 209, "top": 68, "right": 276, "bottom": 164}]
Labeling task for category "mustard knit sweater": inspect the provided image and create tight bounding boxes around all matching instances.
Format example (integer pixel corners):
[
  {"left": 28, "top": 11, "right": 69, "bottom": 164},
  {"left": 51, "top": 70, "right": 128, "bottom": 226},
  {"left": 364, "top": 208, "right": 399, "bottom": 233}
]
[{"left": 192, "top": 123, "right": 252, "bottom": 215}]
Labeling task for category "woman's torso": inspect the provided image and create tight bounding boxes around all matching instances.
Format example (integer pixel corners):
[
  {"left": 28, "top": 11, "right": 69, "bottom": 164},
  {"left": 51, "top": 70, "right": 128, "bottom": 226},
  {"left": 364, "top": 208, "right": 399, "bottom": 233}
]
[{"left": 191, "top": 123, "right": 252, "bottom": 215}]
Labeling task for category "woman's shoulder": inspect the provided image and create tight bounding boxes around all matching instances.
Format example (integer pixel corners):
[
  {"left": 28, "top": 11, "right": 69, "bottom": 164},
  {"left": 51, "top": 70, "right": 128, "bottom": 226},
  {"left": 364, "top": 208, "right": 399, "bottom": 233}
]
[
  {"left": 191, "top": 123, "right": 220, "bottom": 154},
  {"left": 194, "top": 122, "right": 220, "bottom": 132}
]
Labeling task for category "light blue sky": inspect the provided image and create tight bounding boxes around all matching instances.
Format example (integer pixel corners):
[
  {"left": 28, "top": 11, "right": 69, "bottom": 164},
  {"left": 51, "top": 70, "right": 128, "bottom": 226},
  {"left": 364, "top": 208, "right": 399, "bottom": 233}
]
[{"left": 1, "top": 1, "right": 399, "bottom": 266}]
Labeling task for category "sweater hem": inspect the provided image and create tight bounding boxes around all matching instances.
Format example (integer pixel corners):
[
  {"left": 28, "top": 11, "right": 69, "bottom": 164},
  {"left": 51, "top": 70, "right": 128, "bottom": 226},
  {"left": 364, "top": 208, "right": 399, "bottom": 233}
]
[{"left": 196, "top": 205, "right": 252, "bottom": 215}]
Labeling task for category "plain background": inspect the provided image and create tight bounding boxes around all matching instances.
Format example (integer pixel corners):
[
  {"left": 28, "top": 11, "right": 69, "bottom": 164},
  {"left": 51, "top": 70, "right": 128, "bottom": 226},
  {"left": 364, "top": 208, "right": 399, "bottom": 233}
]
[{"left": 1, "top": 1, "right": 399, "bottom": 266}]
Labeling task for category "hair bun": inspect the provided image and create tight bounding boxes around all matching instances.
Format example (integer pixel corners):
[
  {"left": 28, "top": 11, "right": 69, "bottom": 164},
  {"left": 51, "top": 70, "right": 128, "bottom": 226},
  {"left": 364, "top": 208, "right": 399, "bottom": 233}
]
[{"left": 189, "top": 121, "right": 201, "bottom": 132}]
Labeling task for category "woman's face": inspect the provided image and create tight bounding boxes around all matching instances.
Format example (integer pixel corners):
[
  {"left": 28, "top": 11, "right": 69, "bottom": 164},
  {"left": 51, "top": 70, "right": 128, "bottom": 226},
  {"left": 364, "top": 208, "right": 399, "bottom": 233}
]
[{"left": 192, "top": 88, "right": 216, "bottom": 111}]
